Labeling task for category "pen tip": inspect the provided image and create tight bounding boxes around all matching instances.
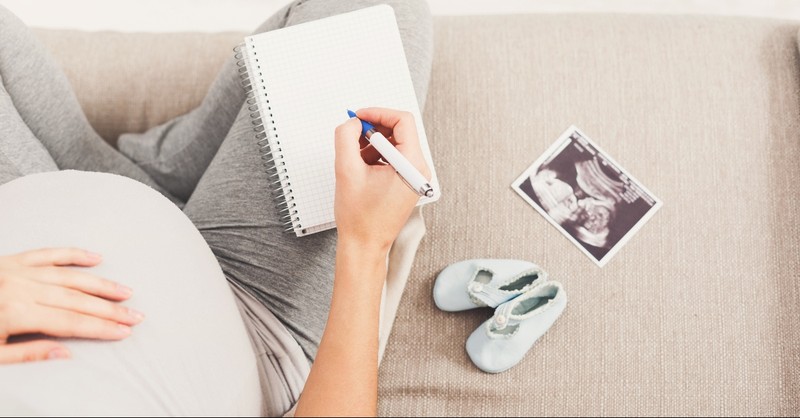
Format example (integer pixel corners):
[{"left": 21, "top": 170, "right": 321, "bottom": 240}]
[{"left": 347, "top": 109, "right": 357, "bottom": 118}]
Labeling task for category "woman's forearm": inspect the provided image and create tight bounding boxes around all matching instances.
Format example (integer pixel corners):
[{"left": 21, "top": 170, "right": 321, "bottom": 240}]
[
  {"left": 301, "top": 107, "right": 430, "bottom": 415},
  {"left": 294, "top": 238, "right": 388, "bottom": 417}
]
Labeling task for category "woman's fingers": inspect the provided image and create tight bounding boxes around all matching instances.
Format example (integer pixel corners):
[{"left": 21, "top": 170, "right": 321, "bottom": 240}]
[
  {"left": 26, "top": 266, "right": 132, "bottom": 301},
  {"left": 354, "top": 108, "right": 429, "bottom": 181},
  {"left": 0, "top": 249, "right": 138, "bottom": 366},
  {"left": 355, "top": 108, "right": 417, "bottom": 146},
  {"left": 7, "top": 302, "right": 133, "bottom": 341},
  {"left": 14, "top": 248, "right": 102, "bottom": 268},
  {"left": 356, "top": 107, "right": 408, "bottom": 130},
  {"left": 355, "top": 108, "right": 425, "bottom": 174},
  {"left": 34, "top": 282, "right": 144, "bottom": 326},
  {"left": 334, "top": 117, "right": 367, "bottom": 174},
  {"left": 0, "top": 340, "right": 70, "bottom": 364}
]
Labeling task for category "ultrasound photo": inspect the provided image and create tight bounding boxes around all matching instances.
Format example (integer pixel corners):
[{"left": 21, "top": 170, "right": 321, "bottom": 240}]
[{"left": 512, "top": 127, "right": 662, "bottom": 266}]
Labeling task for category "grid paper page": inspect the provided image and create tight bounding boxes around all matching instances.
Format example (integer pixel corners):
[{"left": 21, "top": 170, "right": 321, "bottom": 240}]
[{"left": 244, "top": 5, "right": 439, "bottom": 236}]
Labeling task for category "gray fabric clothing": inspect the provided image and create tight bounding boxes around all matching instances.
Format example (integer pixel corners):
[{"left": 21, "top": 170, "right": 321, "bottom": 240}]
[{"left": 0, "top": 0, "right": 432, "bottom": 409}]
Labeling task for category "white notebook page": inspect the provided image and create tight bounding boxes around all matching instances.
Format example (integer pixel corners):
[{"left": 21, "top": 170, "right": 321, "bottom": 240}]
[{"left": 243, "top": 5, "right": 439, "bottom": 237}]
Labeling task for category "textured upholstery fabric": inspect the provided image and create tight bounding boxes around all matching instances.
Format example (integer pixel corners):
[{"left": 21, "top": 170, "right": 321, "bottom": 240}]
[
  {"left": 33, "top": 13, "right": 800, "bottom": 416},
  {"left": 378, "top": 14, "right": 800, "bottom": 416}
]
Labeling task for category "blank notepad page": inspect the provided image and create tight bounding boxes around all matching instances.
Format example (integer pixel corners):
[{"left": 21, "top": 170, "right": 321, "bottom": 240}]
[{"left": 243, "top": 5, "right": 438, "bottom": 236}]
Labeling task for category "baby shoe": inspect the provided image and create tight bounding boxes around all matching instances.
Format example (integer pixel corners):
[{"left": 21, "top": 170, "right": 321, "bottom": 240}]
[
  {"left": 433, "top": 259, "right": 547, "bottom": 312},
  {"left": 466, "top": 280, "right": 566, "bottom": 373}
]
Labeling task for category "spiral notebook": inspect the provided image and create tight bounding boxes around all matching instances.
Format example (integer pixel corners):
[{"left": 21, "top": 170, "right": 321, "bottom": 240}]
[{"left": 234, "top": 5, "right": 440, "bottom": 237}]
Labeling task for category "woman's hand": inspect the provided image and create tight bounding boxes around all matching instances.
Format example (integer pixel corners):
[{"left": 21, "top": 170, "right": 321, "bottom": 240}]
[
  {"left": 0, "top": 248, "right": 143, "bottom": 364},
  {"left": 333, "top": 107, "right": 431, "bottom": 252}
]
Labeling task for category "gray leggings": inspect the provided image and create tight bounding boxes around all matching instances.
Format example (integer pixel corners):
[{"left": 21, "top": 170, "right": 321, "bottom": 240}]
[{"left": 0, "top": 0, "right": 432, "bottom": 360}]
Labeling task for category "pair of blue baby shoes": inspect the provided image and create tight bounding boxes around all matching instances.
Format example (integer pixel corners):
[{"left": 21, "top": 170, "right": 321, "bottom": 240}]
[{"left": 433, "top": 259, "right": 567, "bottom": 373}]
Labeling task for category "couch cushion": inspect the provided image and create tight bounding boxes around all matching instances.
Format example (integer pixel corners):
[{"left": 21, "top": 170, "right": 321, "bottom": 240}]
[{"left": 377, "top": 14, "right": 800, "bottom": 416}]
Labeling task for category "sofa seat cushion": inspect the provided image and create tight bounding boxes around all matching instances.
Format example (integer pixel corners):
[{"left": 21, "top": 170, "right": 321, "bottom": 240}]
[{"left": 379, "top": 14, "right": 800, "bottom": 416}]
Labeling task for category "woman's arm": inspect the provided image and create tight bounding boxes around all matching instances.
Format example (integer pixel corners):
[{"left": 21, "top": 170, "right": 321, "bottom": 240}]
[
  {"left": 0, "top": 248, "right": 142, "bottom": 363},
  {"left": 295, "top": 108, "right": 431, "bottom": 416}
]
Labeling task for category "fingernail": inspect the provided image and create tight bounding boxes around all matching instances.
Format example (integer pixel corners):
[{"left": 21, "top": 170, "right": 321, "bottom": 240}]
[
  {"left": 116, "top": 284, "right": 133, "bottom": 297},
  {"left": 117, "top": 324, "right": 132, "bottom": 337},
  {"left": 127, "top": 308, "right": 145, "bottom": 323},
  {"left": 47, "top": 348, "right": 71, "bottom": 360},
  {"left": 85, "top": 251, "right": 103, "bottom": 262}
]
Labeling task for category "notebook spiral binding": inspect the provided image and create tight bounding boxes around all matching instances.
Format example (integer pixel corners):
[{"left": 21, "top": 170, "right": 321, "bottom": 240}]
[{"left": 234, "top": 43, "right": 300, "bottom": 234}]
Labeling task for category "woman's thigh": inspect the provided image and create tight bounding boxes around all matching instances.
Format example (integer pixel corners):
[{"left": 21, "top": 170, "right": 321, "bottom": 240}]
[{"left": 0, "top": 171, "right": 260, "bottom": 416}]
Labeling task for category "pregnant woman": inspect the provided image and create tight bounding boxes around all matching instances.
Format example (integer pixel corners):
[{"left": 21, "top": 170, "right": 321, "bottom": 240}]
[{"left": 0, "top": 0, "right": 432, "bottom": 416}]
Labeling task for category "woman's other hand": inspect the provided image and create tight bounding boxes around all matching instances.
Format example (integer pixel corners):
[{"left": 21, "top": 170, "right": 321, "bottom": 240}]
[
  {"left": 0, "top": 248, "right": 143, "bottom": 364},
  {"left": 333, "top": 107, "right": 431, "bottom": 252}
]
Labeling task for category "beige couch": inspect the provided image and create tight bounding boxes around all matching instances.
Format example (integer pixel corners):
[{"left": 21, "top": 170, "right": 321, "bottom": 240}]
[{"left": 35, "top": 12, "right": 800, "bottom": 416}]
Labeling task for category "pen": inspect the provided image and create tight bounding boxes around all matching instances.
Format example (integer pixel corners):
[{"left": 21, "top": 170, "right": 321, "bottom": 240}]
[{"left": 347, "top": 110, "right": 434, "bottom": 198}]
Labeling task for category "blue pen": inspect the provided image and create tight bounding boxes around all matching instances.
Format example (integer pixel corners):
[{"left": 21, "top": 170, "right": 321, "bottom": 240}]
[{"left": 347, "top": 110, "right": 434, "bottom": 197}]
